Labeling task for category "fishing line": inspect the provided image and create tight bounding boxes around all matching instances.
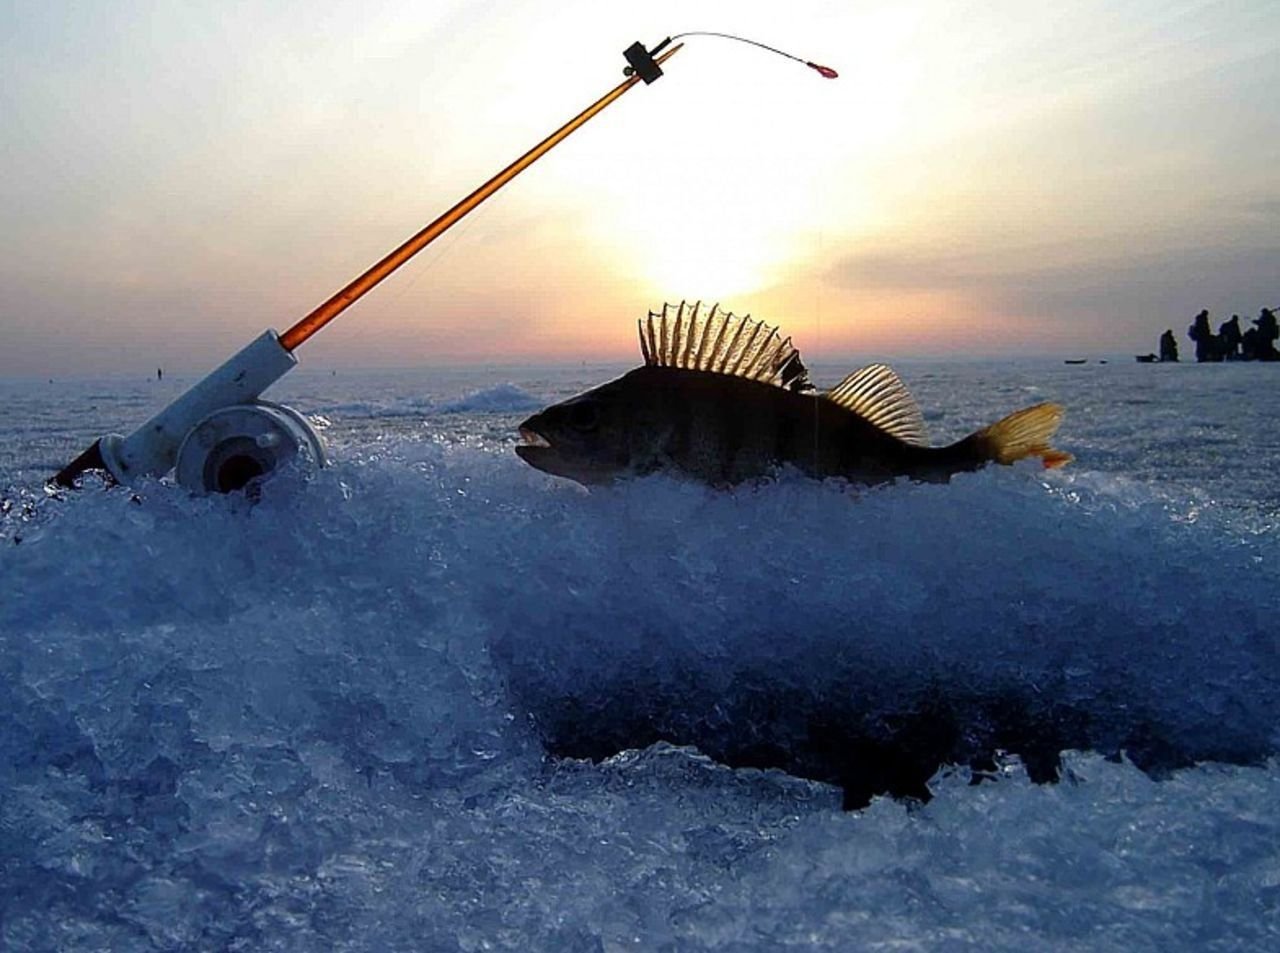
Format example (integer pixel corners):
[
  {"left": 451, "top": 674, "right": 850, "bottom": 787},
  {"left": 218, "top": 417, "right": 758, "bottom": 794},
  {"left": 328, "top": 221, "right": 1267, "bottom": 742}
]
[
  {"left": 635, "top": 32, "right": 839, "bottom": 79},
  {"left": 369, "top": 185, "right": 497, "bottom": 316}
]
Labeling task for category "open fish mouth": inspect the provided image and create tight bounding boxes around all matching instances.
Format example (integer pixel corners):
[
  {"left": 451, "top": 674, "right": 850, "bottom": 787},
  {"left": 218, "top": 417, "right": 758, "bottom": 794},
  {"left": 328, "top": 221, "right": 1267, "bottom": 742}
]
[
  {"left": 518, "top": 427, "right": 551, "bottom": 449},
  {"left": 514, "top": 420, "right": 619, "bottom": 486},
  {"left": 515, "top": 425, "right": 554, "bottom": 467}
]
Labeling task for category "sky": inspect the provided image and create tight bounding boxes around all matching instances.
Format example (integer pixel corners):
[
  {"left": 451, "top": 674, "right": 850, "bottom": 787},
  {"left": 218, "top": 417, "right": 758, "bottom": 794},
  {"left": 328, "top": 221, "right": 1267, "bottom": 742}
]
[{"left": 2, "top": 0, "right": 1278, "bottom": 374}]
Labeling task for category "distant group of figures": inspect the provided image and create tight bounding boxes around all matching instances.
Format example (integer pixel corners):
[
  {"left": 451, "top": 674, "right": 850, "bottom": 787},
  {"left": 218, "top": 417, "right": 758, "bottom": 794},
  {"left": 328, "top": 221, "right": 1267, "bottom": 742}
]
[{"left": 1146, "top": 307, "right": 1279, "bottom": 363}]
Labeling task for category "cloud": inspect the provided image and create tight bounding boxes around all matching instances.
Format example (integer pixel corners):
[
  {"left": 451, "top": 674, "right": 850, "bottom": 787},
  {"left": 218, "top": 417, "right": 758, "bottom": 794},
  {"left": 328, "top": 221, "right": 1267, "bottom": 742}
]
[
  {"left": 1240, "top": 198, "right": 1280, "bottom": 222},
  {"left": 826, "top": 243, "right": 1280, "bottom": 333},
  {"left": 825, "top": 249, "right": 983, "bottom": 292}
]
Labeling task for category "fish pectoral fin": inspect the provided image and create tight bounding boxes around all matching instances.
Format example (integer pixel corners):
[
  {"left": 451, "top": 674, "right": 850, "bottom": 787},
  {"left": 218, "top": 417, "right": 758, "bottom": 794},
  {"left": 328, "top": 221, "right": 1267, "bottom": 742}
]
[
  {"left": 974, "top": 402, "right": 1072, "bottom": 468},
  {"left": 823, "top": 364, "right": 928, "bottom": 445}
]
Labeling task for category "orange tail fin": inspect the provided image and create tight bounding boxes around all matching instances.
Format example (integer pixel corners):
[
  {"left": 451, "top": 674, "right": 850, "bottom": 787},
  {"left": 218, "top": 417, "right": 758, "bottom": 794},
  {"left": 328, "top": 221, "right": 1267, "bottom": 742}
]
[{"left": 974, "top": 402, "right": 1072, "bottom": 469}]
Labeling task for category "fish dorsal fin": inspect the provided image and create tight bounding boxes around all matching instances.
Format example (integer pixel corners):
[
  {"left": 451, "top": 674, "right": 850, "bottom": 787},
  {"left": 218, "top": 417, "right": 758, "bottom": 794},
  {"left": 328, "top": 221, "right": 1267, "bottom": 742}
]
[
  {"left": 638, "top": 301, "right": 814, "bottom": 393},
  {"left": 824, "top": 364, "right": 928, "bottom": 445}
]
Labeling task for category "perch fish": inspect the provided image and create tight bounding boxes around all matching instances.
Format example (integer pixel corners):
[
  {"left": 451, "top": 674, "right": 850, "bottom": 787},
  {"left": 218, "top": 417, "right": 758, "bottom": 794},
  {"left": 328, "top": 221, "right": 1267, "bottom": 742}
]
[{"left": 516, "top": 302, "right": 1072, "bottom": 486}]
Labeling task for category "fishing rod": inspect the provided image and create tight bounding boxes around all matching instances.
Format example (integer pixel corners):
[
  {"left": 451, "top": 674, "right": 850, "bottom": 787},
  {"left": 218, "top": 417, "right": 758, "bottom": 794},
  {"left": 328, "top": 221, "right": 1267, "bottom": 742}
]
[
  {"left": 52, "top": 34, "right": 837, "bottom": 494},
  {"left": 274, "top": 33, "right": 834, "bottom": 354},
  {"left": 278, "top": 42, "right": 685, "bottom": 353}
]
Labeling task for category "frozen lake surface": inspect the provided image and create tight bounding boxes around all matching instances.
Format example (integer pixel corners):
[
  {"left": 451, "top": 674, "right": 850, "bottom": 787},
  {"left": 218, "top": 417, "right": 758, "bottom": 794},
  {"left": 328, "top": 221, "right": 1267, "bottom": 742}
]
[{"left": 2, "top": 358, "right": 1278, "bottom": 951}]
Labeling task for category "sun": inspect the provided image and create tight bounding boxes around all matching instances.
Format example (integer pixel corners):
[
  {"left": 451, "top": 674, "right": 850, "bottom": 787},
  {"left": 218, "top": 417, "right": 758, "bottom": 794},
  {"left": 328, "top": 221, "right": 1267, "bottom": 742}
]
[
  {"left": 624, "top": 206, "right": 798, "bottom": 301},
  {"left": 573, "top": 143, "right": 822, "bottom": 304}
]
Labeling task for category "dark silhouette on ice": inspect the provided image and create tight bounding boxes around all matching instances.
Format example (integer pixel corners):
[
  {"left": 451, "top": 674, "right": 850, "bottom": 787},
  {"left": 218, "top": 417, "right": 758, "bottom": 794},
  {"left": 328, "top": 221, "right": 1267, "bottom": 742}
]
[
  {"left": 1188, "top": 309, "right": 1220, "bottom": 362},
  {"left": 1132, "top": 329, "right": 1176, "bottom": 363},
  {"left": 1248, "top": 308, "right": 1280, "bottom": 361},
  {"left": 1180, "top": 306, "right": 1278, "bottom": 363},
  {"left": 1219, "top": 315, "right": 1243, "bottom": 360}
]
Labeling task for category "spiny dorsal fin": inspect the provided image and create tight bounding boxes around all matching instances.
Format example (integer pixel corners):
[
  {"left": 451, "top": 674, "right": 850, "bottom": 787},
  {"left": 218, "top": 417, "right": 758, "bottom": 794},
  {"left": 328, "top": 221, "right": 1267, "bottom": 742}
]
[
  {"left": 823, "top": 364, "right": 928, "bottom": 446},
  {"left": 637, "top": 301, "right": 814, "bottom": 393}
]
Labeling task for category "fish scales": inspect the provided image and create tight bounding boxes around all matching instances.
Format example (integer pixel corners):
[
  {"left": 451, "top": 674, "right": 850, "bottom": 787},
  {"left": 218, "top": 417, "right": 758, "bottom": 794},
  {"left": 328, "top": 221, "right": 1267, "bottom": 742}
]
[{"left": 630, "top": 368, "right": 930, "bottom": 484}]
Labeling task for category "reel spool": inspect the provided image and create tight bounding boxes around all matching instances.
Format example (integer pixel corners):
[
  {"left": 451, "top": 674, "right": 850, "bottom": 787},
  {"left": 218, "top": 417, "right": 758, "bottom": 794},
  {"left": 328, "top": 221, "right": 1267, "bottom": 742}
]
[{"left": 174, "top": 401, "right": 325, "bottom": 495}]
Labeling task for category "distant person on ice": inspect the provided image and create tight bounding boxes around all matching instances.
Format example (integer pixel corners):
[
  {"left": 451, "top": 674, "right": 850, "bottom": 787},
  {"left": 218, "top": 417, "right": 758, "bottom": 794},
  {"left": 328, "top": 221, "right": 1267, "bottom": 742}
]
[
  {"left": 1159, "top": 329, "right": 1179, "bottom": 362},
  {"left": 1187, "top": 309, "right": 1220, "bottom": 362},
  {"left": 1254, "top": 308, "right": 1279, "bottom": 361},
  {"left": 1218, "top": 315, "right": 1243, "bottom": 360}
]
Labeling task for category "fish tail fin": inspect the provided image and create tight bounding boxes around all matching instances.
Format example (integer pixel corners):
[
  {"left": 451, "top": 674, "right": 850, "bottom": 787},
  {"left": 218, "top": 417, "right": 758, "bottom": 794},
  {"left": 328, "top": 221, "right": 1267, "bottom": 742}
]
[{"left": 971, "top": 402, "right": 1072, "bottom": 468}]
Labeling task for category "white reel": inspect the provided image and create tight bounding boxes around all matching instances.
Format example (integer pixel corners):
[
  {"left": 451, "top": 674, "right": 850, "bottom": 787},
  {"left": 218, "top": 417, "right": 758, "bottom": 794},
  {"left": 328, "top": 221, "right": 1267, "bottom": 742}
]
[{"left": 174, "top": 400, "right": 325, "bottom": 495}]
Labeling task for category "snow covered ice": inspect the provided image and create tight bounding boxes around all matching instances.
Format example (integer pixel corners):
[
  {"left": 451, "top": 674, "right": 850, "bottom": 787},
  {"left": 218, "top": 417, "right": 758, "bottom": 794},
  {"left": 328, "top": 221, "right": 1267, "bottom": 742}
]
[{"left": 1, "top": 360, "right": 1278, "bottom": 951}]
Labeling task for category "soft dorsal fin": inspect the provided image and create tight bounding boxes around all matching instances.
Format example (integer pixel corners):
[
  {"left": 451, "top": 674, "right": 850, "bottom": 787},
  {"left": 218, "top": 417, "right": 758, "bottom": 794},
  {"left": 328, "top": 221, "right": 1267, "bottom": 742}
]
[
  {"left": 638, "top": 301, "right": 814, "bottom": 393},
  {"left": 824, "top": 364, "right": 928, "bottom": 445}
]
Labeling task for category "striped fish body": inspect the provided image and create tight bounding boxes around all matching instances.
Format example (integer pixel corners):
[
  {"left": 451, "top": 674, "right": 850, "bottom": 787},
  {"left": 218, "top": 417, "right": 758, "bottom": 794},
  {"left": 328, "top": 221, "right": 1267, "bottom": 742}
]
[{"left": 579, "top": 366, "right": 974, "bottom": 485}]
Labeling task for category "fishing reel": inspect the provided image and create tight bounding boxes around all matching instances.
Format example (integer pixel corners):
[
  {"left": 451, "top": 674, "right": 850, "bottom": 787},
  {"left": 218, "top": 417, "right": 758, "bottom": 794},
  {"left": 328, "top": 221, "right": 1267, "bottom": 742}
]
[
  {"left": 57, "top": 330, "right": 325, "bottom": 495},
  {"left": 170, "top": 401, "right": 325, "bottom": 495}
]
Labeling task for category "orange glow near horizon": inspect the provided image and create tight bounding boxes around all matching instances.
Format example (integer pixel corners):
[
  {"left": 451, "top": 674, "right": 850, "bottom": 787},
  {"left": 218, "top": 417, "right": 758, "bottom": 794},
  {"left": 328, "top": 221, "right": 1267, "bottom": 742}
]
[{"left": 297, "top": 281, "right": 1061, "bottom": 368}]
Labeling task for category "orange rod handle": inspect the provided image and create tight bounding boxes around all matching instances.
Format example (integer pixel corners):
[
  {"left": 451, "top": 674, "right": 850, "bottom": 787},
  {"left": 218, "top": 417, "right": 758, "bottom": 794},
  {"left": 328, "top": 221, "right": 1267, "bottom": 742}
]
[{"left": 279, "top": 44, "right": 683, "bottom": 352}]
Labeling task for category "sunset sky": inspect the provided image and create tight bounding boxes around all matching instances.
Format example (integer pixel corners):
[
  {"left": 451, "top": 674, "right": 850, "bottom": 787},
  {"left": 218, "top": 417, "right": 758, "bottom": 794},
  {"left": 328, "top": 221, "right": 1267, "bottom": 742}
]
[{"left": 3, "top": 0, "right": 1278, "bottom": 374}]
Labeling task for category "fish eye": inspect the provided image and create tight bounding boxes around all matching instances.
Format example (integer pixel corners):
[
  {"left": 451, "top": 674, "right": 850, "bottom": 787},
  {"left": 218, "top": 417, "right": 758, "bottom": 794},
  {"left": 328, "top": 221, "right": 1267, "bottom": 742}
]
[{"left": 568, "top": 401, "right": 600, "bottom": 432}]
